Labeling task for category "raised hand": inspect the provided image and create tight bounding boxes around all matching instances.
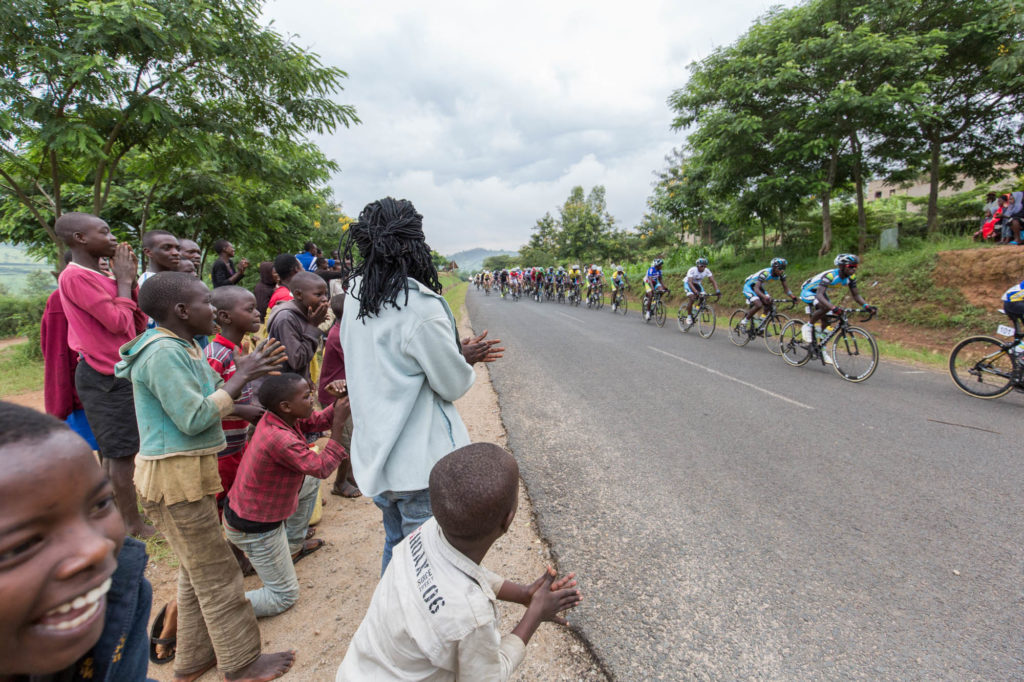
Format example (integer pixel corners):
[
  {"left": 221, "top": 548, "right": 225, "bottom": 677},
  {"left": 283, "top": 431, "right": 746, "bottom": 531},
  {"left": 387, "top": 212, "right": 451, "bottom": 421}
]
[
  {"left": 461, "top": 329, "right": 505, "bottom": 364},
  {"left": 308, "top": 301, "right": 329, "bottom": 326},
  {"left": 324, "top": 379, "right": 347, "bottom": 398},
  {"left": 111, "top": 242, "right": 137, "bottom": 284},
  {"left": 236, "top": 337, "right": 287, "bottom": 380}
]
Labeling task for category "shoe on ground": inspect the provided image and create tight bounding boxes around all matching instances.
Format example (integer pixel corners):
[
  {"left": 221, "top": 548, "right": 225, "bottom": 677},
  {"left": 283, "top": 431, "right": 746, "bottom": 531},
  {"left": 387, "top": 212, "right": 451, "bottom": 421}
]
[
  {"left": 801, "top": 323, "right": 813, "bottom": 343},
  {"left": 645, "top": 311, "right": 651, "bottom": 320},
  {"left": 822, "top": 350, "right": 833, "bottom": 365}
]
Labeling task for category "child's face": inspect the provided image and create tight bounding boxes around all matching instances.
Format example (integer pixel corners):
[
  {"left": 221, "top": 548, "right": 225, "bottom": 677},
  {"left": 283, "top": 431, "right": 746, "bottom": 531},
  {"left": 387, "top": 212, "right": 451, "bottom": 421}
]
[
  {"left": 0, "top": 431, "right": 124, "bottom": 677},
  {"left": 144, "top": 234, "right": 180, "bottom": 271},
  {"left": 183, "top": 281, "right": 216, "bottom": 336},
  {"left": 297, "top": 282, "right": 328, "bottom": 315},
  {"left": 77, "top": 218, "right": 118, "bottom": 259},
  {"left": 282, "top": 380, "right": 315, "bottom": 420},
  {"left": 223, "top": 293, "right": 262, "bottom": 334}
]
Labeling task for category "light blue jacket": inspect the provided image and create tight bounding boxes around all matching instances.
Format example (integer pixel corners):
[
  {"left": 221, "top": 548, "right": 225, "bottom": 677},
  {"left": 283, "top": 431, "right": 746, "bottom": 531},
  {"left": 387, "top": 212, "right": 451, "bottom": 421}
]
[
  {"left": 114, "top": 328, "right": 232, "bottom": 460},
  {"left": 340, "top": 277, "right": 475, "bottom": 497}
]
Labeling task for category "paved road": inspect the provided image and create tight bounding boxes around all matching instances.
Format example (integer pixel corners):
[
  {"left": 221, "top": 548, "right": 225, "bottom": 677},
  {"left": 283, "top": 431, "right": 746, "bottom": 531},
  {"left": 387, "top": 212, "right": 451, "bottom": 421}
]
[{"left": 467, "top": 288, "right": 1024, "bottom": 680}]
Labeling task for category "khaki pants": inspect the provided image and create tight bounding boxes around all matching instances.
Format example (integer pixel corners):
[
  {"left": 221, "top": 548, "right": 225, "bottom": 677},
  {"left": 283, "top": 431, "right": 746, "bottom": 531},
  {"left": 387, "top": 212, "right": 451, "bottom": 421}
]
[{"left": 141, "top": 494, "right": 262, "bottom": 675}]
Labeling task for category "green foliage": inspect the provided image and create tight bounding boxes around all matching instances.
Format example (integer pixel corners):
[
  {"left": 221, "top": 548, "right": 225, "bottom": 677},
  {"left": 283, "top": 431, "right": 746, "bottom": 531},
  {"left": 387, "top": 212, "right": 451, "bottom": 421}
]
[
  {"left": 482, "top": 254, "right": 517, "bottom": 271},
  {"left": 21, "top": 269, "right": 55, "bottom": 297},
  {"left": 0, "top": 294, "right": 48, "bottom": 338},
  {"left": 18, "top": 321, "right": 42, "bottom": 362},
  {"left": 0, "top": 343, "right": 44, "bottom": 398}
]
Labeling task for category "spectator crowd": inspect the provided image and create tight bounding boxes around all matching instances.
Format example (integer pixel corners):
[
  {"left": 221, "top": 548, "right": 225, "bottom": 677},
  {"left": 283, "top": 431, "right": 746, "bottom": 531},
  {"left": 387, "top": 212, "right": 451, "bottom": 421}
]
[{"left": 0, "top": 198, "right": 581, "bottom": 682}]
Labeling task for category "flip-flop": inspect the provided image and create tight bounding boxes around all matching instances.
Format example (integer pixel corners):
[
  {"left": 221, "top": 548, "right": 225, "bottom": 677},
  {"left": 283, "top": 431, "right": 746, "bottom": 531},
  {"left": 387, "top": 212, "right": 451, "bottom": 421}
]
[
  {"left": 305, "top": 527, "right": 317, "bottom": 540},
  {"left": 149, "top": 603, "right": 176, "bottom": 665},
  {"left": 330, "top": 481, "right": 362, "bottom": 498},
  {"left": 291, "top": 538, "right": 325, "bottom": 565}
]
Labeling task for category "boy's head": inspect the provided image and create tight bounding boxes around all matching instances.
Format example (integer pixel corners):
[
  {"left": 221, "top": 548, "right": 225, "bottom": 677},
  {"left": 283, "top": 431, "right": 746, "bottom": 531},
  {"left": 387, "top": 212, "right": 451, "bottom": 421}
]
[
  {"left": 304, "top": 240, "right": 316, "bottom": 255},
  {"left": 211, "top": 286, "right": 261, "bottom": 335},
  {"left": 139, "top": 272, "right": 214, "bottom": 336},
  {"left": 142, "top": 229, "right": 180, "bottom": 272},
  {"left": 179, "top": 259, "right": 197, "bottom": 276},
  {"left": 178, "top": 238, "right": 202, "bottom": 268},
  {"left": 274, "top": 253, "right": 302, "bottom": 284},
  {"left": 54, "top": 213, "right": 117, "bottom": 259},
  {"left": 258, "top": 373, "right": 313, "bottom": 420},
  {"left": 213, "top": 239, "right": 235, "bottom": 258},
  {"left": 330, "top": 293, "right": 345, "bottom": 322},
  {"left": 429, "top": 443, "right": 519, "bottom": 542},
  {"left": 0, "top": 402, "right": 124, "bottom": 677},
  {"left": 291, "top": 272, "right": 328, "bottom": 313}
]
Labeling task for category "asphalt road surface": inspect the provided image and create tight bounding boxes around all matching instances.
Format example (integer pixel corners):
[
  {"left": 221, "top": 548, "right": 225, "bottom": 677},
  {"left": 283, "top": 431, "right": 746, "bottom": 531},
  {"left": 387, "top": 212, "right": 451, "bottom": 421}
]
[{"left": 466, "top": 288, "right": 1024, "bottom": 681}]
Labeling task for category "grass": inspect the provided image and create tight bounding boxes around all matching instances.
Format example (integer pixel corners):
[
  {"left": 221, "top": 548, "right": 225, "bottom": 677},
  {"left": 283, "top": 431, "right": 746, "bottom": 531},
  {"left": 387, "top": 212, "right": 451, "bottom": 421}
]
[
  {"left": 0, "top": 342, "right": 44, "bottom": 397},
  {"left": 876, "top": 338, "right": 948, "bottom": 369},
  {"left": 440, "top": 273, "right": 468, "bottom": 326}
]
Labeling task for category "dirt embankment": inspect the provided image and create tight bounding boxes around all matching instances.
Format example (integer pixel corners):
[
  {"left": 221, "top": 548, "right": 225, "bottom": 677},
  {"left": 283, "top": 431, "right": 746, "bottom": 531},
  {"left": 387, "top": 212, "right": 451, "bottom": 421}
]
[{"left": 934, "top": 247, "right": 1024, "bottom": 308}]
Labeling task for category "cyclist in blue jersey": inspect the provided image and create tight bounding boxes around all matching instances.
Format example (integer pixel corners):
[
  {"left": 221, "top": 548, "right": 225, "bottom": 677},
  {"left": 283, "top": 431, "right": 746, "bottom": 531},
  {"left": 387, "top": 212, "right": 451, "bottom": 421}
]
[
  {"left": 642, "top": 258, "right": 669, "bottom": 320},
  {"left": 1002, "top": 276, "right": 1024, "bottom": 355},
  {"left": 799, "top": 254, "right": 875, "bottom": 361},
  {"left": 739, "top": 258, "right": 797, "bottom": 330}
]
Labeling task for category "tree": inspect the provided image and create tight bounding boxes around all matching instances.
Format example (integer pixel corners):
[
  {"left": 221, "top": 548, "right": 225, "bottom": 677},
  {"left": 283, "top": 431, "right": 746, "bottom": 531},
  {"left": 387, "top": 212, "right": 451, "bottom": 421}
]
[
  {"left": 0, "top": 0, "right": 358, "bottom": 264},
  {"left": 21, "top": 269, "right": 55, "bottom": 297}
]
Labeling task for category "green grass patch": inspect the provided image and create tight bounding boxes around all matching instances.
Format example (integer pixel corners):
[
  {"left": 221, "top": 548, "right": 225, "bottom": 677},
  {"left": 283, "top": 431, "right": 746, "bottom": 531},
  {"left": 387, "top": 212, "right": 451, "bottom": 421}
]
[
  {"left": 443, "top": 280, "right": 468, "bottom": 326},
  {"left": 143, "top": 530, "right": 179, "bottom": 568},
  {"left": 876, "top": 338, "right": 948, "bottom": 369},
  {"left": 0, "top": 342, "right": 44, "bottom": 397}
]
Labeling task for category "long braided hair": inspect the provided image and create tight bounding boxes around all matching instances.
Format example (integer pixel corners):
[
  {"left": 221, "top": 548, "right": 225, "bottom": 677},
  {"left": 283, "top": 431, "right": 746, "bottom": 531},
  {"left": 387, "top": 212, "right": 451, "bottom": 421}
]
[{"left": 342, "top": 197, "right": 442, "bottom": 320}]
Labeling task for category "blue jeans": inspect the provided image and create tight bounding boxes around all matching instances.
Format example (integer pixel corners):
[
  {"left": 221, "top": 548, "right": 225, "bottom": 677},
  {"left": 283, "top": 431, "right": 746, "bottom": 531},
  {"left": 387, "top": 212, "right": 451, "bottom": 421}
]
[
  {"left": 225, "top": 475, "right": 321, "bottom": 617},
  {"left": 374, "top": 488, "right": 432, "bottom": 575}
]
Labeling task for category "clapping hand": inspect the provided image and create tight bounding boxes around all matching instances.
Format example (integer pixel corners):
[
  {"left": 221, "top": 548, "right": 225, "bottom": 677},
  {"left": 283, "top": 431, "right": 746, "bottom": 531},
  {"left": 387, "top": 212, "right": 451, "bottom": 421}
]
[
  {"left": 236, "top": 337, "right": 287, "bottom": 380},
  {"left": 461, "top": 329, "right": 505, "bottom": 364}
]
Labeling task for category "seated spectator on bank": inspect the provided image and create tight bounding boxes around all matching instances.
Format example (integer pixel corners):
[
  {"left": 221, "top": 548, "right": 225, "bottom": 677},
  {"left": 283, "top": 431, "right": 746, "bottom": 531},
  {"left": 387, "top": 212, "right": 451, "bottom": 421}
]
[
  {"left": 268, "top": 253, "right": 303, "bottom": 312},
  {"left": 318, "top": 294, "right": 359, "bottom": 498},
  {"left": 295, "top": 241, "right": 318, "bottom": 272},
  {"left": 975, "top": 195, "right": 1005, "bottom": 241},
  {"left": 224, "top": 373, "right": 350, "bottom": 617},
  {"left": 336, "top": 443, "right": 582, "bottom": 681},
  {"left": 0, "top": 401, "right": 151, "bottom": 682},
  {"left": 254, "top": 261, "right": 279, "bottom": 320},
  {"left": 1000, "top": 192, "right": 1023, "bottom": 245},
  {"left": 267, "top": 271, "right": 327, "bottom": 382},
  {"left": 211, "top": 239, "right": 250, "bottom": 288}
]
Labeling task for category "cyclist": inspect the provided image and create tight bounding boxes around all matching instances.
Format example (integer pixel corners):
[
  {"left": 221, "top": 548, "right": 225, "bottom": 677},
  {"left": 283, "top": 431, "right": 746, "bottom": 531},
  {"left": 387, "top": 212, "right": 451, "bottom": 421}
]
[
  {"left": 585, "top": 264, "right": 603, "bottom": 300},
  {"left": 553, "top": 266, "right": 567, "bottom": 296},
  {"left": 739, "top": 258, "right": 797, "bottom": 329},
  {"left": 509, "top": 266, "right": 522, "bottom": 296},
  {"left": 799, "top": 253, "right": 875, "bottom": 363},
  {"left": 530, "top": 266, "right": 545, "bottom": 296},
  {"left": 642, "top": 258, "right": 669, "bottom": 320},
  {"left": 1002, "top": 275, "right": 1024, "bottom": 355},
  {"left": 611, "top": 265, "right": 629, "bottom": 303},
  {"left": 683, "top": 257, "right": 720, "bottom": 325},
  {"left": 567, "top": 264, "right": 583, "bottom": 299}
]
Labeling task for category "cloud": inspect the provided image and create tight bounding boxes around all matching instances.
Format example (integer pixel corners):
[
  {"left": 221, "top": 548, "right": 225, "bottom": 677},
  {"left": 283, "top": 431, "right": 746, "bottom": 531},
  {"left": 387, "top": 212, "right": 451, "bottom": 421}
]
[{"left": 263, "top": 0, "right": 792, "bottom": 253}]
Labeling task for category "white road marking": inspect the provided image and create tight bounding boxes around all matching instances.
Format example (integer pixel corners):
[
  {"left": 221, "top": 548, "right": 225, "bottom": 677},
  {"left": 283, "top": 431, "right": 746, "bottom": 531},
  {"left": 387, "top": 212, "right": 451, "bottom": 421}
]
[
  {"left": 555, "top": 311, "right": 586, "bottom": 325},
  {"left": 648, "top": 346, "right": 815, "bottom": 410}
]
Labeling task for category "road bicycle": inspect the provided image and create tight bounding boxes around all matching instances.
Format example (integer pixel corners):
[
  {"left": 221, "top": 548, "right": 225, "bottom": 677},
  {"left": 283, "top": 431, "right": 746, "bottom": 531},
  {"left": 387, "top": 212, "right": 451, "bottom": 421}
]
[
  {"left": 483, "top": 280, "right": 491, "bottom": 296},
  {"left": 510, "top": 282, "right": 520, "bottom": 302},
  {"left": 948, "top": 319, "right": 1024, "bottom": 399},
  {"left": 642, "top": 289, "right": 667, "bottom": 327},
  {"left": 556, "top": 282, "right": 566, "bottom": 304},
  {"left": 569, "top": 283, "right": 582, "bottom": 307},
  {"left": 545, "top": 282, "right": 555, "bottom": 301},
  {"left": 677, "top": 292, "right": 720, "bottom": 338},
  {"left": 610, "top": 286, "right": 627, "bottom": 315},
  {"left": 499, "top": 281, "right": 508, "bottom": 299},
  {"left": 779, "top": 307, "right": 878, "bottom": 382},
  {"left": 728, "top": 299, "right": 796, "bottom": 355},
  {"left": 586, "top": 283, "right": 605, "bottom": 309}
]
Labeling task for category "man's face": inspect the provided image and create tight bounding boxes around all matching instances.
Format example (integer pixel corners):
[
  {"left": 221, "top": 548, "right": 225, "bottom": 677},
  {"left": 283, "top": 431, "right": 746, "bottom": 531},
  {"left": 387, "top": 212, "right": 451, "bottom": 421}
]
[
  {"left": 178, "top": 240, "right": 201, "bottom": 267},
  {"left": 78, "top": 219, "right": 118, "bottom": 259},
  {"left": 144, "top": 235, "right": 180, "bottom": 272},
  {"left": 0, "top": 432, "right": 124, "bottom": 677}
]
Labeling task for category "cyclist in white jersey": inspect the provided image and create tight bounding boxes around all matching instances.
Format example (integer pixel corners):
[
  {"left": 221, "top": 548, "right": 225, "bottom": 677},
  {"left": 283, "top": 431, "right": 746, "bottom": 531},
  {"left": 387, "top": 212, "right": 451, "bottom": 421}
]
[{"left": 682, "top": 258, "right": 720, "bottom": 325}]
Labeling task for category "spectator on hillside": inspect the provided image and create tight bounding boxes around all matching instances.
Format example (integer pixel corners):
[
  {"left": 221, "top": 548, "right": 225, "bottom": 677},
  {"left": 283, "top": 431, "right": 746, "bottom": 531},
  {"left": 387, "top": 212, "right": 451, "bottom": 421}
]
[
  {"left": 211, "top": 239, "right": 250, "bottom": 288},
  {"left": 975, "top": 195, "right": 1005, "bottom": 241},
  {"left": 1001, "top": 191, "right": 1024, "bottom": 245},
  {"left": 296, "top": 241, "right": 318, "bottom": 272},
  {"left": 339, "top": 197, "right": 503, "bottom": 573},
  {"left": 253, "top": 261, "right": 279, "bottom": 320},
  {"left": 178, "top": 238, "right": 202, "bottom": 272},
  {"left": 984, "top": 192, "right": 999, "bottom": 219}
]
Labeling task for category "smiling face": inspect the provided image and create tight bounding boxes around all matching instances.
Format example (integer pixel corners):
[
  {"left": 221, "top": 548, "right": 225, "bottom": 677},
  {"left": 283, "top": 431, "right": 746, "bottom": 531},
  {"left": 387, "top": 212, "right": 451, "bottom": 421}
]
[{"left": 0, "top": 430, "right": 124, "bottom": 677}]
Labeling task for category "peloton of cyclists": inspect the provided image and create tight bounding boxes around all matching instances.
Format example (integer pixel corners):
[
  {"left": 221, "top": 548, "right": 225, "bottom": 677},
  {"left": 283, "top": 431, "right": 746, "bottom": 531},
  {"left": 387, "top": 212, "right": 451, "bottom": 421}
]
[
  {"left": 683, "top": 257, "right": 720, "bottom": 325},
  {"left": 642, "top": 258, "right": 669, "bottom": 320},
  {"left": 799, "top": 253, "right": 875, "bottom": 364},
  {"left": 739, "top": 258, "right": 797, "bottom": 330}
]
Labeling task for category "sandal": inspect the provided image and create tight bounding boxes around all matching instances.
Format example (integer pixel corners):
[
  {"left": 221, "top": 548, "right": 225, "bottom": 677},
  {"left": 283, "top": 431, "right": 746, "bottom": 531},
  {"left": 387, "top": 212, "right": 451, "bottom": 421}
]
[
  {"left": 305, "top": 527, "right": 317, "bottom": 540},
  {"left": 291, "top": 538, "right": 325, "bottom": 565},
  {"left": 330, "top": 481, "right": 362, "bottom": 498},
  {"left": 149, "top": 603, "right": 176, "bottom": 665}
]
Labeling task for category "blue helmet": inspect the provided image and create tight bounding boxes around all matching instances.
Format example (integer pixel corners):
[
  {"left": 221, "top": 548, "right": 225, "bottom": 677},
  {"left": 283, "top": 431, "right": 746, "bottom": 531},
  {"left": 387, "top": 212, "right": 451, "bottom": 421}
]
[
  {"left": 834, "top": 253, "right": 859, "bottom": 267},
  {"left": 696, "top": 257, "right": 709, "bottom": 266},
  {"left": 770, "top": 257, "right": 788, "bottom": 269}
]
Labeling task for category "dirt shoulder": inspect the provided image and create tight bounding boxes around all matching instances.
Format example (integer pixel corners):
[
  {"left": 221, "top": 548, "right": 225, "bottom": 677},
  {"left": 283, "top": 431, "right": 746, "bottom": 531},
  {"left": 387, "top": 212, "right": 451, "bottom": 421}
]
[{"left": 146, "top": 307, "right": 606, "bottom": 681}]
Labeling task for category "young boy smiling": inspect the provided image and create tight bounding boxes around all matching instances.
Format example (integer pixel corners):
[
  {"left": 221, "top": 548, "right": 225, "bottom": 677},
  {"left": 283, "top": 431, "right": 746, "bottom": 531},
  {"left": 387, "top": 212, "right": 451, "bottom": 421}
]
[
  {"left": 0, "top": 401, "right": 151, "bottom": 682},
  {"left": 115, "top": 271, "right": 295, "bottom": 682}
]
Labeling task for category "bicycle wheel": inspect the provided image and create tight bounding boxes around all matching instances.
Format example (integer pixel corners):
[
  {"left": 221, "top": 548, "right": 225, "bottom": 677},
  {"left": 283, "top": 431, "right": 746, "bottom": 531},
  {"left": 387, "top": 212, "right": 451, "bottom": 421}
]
[
  {"left": 780, "top": 319, "right": 811, "bottom": 367},
  {"left": 948, "top": 336, "right": 1015, "bottom": 398},
  {"left": 829, "top": 326, "right": 879, "bottom": 382},
  {"left": 676, "top": 304, "right": 692, "bottom": 332},
  {"left": 762, "top": 314, "right": 789, "bottom": 356},
  {"left": 617, "top": 292, "right": 627, "bottom": 316},
  {"left": 597, "top": 290, "right": 605, "bottom": 309},
  {"left": 728, "top": 310, "right": 751, "bottom": 347},
  {"left": 697, "top": 305, "right": 716, "bottom": 338},
  {"left": 655, "top": 300, "right": 666, "bottom": 327}
]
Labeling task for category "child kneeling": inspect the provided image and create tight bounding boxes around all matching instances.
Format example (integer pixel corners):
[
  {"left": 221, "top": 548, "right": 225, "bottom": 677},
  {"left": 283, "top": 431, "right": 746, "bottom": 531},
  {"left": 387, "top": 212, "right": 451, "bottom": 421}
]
[
  {"left": 337, "top": 443, "right": 583, "bottom": 680},
  {"left": 224, "top": 373, "right": 351, "bottom": 617}
]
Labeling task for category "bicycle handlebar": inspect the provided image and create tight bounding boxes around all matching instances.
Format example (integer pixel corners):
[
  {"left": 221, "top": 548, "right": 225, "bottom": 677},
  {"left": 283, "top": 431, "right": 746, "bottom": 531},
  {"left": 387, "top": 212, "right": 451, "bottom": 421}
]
[{"left": 827, "top": 306, "right": 877, "bottom": 322}]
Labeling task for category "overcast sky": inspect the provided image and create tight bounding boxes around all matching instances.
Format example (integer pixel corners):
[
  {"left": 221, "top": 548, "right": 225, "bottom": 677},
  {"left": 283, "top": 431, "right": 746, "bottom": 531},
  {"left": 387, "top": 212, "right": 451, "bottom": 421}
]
[{"left": 262, "top": 0, "right": 793, "bottom": 255}]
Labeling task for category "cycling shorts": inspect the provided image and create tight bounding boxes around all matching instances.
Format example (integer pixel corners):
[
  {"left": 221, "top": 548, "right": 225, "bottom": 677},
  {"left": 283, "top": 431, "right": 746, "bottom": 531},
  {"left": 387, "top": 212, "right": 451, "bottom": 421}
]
[
  {"left": 644, "top": 280, "right": 664, "bottom": 294},
  {"left": 684, "top": 282, "right": 705, "bottom": 296}
]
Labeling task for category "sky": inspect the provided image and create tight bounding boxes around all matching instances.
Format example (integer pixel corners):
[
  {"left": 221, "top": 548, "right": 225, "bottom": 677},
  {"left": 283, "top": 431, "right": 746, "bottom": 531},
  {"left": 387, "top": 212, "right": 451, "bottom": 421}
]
[{"left": 262, "top": 0, "right": 794, "bottom": 255}]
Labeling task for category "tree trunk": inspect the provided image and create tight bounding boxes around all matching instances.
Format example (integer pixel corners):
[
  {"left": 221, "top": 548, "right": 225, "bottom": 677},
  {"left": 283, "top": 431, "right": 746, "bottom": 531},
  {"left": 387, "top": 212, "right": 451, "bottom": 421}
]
[
  {"left": 760, "top": 217, "right": 766, "bottom": 255},
  {"left": 926, "top": 137, "right": 941, "bottom": 235},
  {"left": 851, "top": 134, "right": 867, "bottom": 255},
  {"left": 819, "top": 147, "right": 839, "bottom": 256}
]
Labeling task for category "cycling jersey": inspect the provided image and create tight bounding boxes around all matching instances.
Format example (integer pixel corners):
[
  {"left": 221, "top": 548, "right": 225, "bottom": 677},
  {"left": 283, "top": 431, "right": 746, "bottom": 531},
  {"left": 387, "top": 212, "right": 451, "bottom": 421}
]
[
  {"left": 1003, "top": 278, "right": 1024, "bottom": 303},
  {"left": 684, "top": 266, "right": 713, "bottom": 295},
  {"left": 800, "top": 268, "right": 856, "bottom": 303},
  {"left": 742, "top": 268, "right": 786, "bottom": 297}
]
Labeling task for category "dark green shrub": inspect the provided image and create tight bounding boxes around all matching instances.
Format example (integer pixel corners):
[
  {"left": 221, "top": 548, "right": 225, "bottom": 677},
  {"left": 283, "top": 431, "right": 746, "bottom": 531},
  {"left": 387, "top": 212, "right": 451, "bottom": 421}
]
[{"left": 0, "top": 294, "right": 49, "bottom": 338}]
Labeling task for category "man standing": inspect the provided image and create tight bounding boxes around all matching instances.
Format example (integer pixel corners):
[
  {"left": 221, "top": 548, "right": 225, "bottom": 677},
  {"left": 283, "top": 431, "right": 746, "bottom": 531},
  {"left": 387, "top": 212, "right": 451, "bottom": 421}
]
[
  {"left": 296, "top": 241, "right": 319, "bottom": 272},
  {"left": 340, "top": 197, "right": 503, "bottom": 572}
]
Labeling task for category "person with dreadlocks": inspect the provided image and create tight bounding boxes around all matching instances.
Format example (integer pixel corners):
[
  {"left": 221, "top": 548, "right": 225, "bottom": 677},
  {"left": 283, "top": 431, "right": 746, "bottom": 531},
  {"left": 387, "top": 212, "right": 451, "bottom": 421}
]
[{"left": 339, "top": 197, "right": 504, "bottom": 573}]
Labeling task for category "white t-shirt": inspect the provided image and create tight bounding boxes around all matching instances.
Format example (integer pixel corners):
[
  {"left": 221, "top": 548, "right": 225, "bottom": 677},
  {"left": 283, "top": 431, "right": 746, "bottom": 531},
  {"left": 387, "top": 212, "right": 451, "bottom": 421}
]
[{"left": 686, "top": 266, "right": 714, "bottom": 283}]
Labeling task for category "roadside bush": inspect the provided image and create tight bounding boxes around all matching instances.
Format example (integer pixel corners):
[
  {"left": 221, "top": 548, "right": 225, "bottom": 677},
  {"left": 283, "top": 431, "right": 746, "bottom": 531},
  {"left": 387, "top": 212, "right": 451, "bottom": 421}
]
[{"left": 0, "top": 294, "right": 48, "bottom": 337}]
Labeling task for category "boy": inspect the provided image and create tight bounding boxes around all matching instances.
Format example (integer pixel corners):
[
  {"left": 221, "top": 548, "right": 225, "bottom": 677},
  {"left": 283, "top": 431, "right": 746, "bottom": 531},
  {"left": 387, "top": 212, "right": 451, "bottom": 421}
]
[
  {"left": 140, "top": 229, "right": 181, "bottom": 328},
  {"left": 0, "top": 401, "right": 151, "bottom": 682},
  {"left": 55, "top": 212, "right": 152, "bottom": 538},
  {"left": 224, "top": 373, "right": 351, "bottom": 617},
  {"left": 115, "top": 271, "right": 295, "bottom": 682},
  {"left": 319, "top": 294, "right": 359, "bottom": 498},
  {"left": 267, "top": 271, "right": 328, "bottom": 382},
  {"left": 337, "top": 443, "right": 583, "bottom": 680},
  {"left": 267, "top": 253, "right": 302, "bottom": 312},
  {"left": 206, "top": 286, "right": 266, "bottom": 505}
]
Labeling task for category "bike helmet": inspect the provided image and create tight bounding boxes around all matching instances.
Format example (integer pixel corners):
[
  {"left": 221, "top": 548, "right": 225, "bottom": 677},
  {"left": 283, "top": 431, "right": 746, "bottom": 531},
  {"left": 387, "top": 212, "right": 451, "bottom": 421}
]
[
  {"left": 616, "top": 265, "right": 625, "bottom": 273},
  {"left": 547, "top": 267, "right": 554, "bottom": 273},
  {"left": 834, "top": 253, "right": 859, "bottom": 267},
  {"left": 770, "top": 257, "right": 788, "bottom": 269},
  {"left": 652, "top": 258, "right": 664, "bottom": 268},
  {"left": 696, "top": 257, "right": 709, "bottom": 266}
]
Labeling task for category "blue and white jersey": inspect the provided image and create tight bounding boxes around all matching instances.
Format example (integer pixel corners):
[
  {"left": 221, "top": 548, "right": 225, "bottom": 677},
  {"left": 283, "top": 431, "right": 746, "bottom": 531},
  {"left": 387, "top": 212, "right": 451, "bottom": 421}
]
[
  {"left": 742, "top": 267, "right": 786, "bottom": 295},
  {"left": 1003, "top": 278, "right": 1024, "bottom": 303},
  {"left": 645, "top": 266, "right": 662, "bottom": 283},
  {"left": 800, "top": 268, "right": 856, "bottom": 302}
]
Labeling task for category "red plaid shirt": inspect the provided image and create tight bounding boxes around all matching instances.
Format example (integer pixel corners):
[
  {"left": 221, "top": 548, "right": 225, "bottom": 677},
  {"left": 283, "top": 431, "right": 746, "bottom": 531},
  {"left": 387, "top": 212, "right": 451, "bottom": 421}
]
[{"left": 227, "top": 405, "right": 346, "bottom": 524}]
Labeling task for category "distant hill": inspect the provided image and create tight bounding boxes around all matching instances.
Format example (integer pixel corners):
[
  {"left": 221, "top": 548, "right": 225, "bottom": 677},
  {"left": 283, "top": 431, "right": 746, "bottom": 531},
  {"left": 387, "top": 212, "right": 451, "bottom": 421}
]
[{"left": 446, "top": 248, "right": 518, "bottom": 272}]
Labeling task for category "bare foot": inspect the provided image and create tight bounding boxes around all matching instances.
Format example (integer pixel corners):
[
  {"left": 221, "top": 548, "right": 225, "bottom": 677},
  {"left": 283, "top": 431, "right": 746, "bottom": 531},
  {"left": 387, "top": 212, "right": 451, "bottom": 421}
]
[
  {"left": 130, "top": 522, "right": 158, "bottom": 539},
  {"left": 225, "top": 651, "right": 296, "bottom": 681},
  {"left": 173, "top": 658, "right": 216, "bottom": 682}
]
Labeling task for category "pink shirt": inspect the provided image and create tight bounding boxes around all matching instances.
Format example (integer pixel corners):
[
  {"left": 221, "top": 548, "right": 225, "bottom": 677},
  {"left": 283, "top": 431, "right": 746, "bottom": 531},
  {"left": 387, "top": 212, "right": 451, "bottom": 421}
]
[{"left": 58, "top": 263, "right": 147, "bottom": 375}]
